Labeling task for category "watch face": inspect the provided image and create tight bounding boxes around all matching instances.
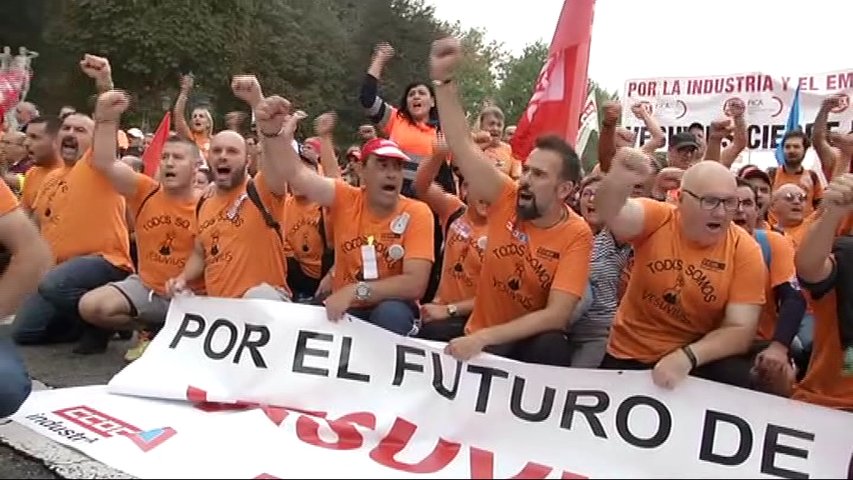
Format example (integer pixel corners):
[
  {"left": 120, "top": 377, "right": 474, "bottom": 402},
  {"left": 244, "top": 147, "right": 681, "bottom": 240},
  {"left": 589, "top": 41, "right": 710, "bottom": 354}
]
[{"left": 356, "top": 284, "right": 369, "bottom": 298}]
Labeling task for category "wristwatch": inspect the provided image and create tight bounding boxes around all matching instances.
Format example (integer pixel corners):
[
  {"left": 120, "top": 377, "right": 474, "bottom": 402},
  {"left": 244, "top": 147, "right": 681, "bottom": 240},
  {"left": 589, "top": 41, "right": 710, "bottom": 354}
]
[
  {"left": 354, "top": 281, "right": 371, "bottom": 301},
  {"left": 446, "top": 304, "right": 458, "bottom": 317}
]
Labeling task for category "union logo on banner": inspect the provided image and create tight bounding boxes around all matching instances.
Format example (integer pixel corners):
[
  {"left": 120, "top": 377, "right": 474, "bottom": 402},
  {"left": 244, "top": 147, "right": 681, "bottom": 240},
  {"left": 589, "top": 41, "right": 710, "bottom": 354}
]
[{"left": 124, "top": 427, "right": 177, "bottom": 452}]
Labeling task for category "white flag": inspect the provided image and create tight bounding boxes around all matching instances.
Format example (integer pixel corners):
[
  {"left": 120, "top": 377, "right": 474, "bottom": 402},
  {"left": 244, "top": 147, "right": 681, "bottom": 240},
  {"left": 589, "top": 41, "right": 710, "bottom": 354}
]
[{"left": 576, "top": 90, "right": 598, "bottom": 157}]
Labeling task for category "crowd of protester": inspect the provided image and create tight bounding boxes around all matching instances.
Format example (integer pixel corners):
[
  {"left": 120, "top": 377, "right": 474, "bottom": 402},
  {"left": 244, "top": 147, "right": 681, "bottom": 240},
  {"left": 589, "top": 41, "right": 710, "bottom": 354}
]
[{"left": 0, "top": 37, "right": 851, "bottom": 420}]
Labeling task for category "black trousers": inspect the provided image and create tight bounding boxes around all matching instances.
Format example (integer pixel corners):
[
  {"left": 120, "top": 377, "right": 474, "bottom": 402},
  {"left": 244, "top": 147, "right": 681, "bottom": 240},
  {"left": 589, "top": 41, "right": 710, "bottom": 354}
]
[{"left": 600, "top": 350, "right": 755, "bottom": 390}]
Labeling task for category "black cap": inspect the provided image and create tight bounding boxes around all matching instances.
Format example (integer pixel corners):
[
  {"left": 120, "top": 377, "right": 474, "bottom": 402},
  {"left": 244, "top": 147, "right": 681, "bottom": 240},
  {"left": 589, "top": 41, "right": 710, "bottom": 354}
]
[{"left": 669, "top": 132, "right": 699, "bottom": 150}]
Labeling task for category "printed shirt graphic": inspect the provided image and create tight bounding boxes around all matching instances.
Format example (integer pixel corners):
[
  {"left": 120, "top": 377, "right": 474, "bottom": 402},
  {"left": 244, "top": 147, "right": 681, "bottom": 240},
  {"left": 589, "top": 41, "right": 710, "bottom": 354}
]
[
  {"left": 329, "top": 180, "right": 434, "bottom": 306},
  {"left": 755, "top": 230, "right": 797, "bottom": 341},
  {"left": 465, "top": 178, "right": 593, "bottom": 334},
  {"left": 0, "top": 180, "right": 19, "bottom": 215},
  {"left": 35, "top": 151, "right": 133, "bottom": 271},
  {"left": 129, "top": 174, "right": 203, "bottom": 296},
  {"left": 433, "top": 194, "right": 487, "bottom": 305},
  {"left": 196, "top": 173, "right": 287, "bottom": 298},
  {"left": 608, "top": 199, "right": 766, "bottom": 363},
  {"left": 21, "top": 162, "right": 60, "bottom": 211},
  {"left": 283, "top": 195, "right": 333, "bottom": 280},
  {"left": 794, "top": 239, "right": 853, "bottom": 410}
]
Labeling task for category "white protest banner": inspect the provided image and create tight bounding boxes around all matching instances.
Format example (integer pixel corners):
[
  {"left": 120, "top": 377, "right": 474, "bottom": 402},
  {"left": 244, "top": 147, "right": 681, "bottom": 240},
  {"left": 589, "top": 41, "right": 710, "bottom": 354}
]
[
  {"left": 13, "top": 297, "right": 853, "bottom": 478},
  {"left": 621, "top": 69, "right": 853, "bottom": 170}
]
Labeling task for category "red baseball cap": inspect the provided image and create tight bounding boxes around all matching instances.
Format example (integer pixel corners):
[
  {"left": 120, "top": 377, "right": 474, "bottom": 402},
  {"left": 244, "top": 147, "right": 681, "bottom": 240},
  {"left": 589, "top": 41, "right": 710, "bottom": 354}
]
[
  {"left": 361, "top": 138, "right": 410, "bottom": 163},
  {"left": 737, "top": 165, "right": 771, "bottom": 185}
]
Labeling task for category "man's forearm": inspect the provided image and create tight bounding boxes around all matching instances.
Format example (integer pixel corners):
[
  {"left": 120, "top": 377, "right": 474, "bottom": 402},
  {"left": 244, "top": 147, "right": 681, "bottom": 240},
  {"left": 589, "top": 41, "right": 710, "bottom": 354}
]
[
  {"left": 0, "top": 245, "right": 52, "bottom": 316},
  {"left": 689, "top": 324, "right": 755, "bottom": 366},
  {"left": 476, "top": 308, "right": 564, "bottom": 347},
  {"left": 363, "top": 273, "right": 428, "bottom": 303},
  {"left": 181, "top": 250, "right": 205, "bottom": 283}
]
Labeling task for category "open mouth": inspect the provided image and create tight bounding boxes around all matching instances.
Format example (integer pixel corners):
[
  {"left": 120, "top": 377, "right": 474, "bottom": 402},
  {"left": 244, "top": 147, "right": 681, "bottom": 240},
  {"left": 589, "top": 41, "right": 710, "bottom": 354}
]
[
  {"left": 412, "top": 101, "right": 423, "bottom": 110},
  {"left": 163, "top": 171, "right": 177, "bottom": 179},
  {"left": 733, "top": 218, "right": 747, "bottom": 227},
  {"left": 706, "top": 221, "right": 722, "bottom": 232},
  {"left": 215, "top": 165, "right": 232, "bottom": 177},
  {"left": 518, "top": 190, "right": 533, "bottom": 201},
  {"left": 60, "top": 137, "right": 77, "bottom": 157},
  {"left": 790, "top": 206, "right": 803, "bottom": 213},
  {"left": 381, "top": 184, "right": 397, "bottom": 192}
]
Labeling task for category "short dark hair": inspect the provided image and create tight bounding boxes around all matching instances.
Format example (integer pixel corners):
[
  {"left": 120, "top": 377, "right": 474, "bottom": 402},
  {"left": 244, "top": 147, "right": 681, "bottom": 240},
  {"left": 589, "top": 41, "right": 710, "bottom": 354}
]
[
  {"left": 688, "top": 122, "right": 704, "bottom": 132},
  {"left": 165, "top": 137, "right": 201, "bottom": 164},
  {"left": 26, "top": 115, "right": 62, "bottom": 136},
  {"left": 782, "top": 129, "right": 811, "bottom": 150},
  {"left": 736, "top": 177, "right": 757, "bottom": 201},
  {"left": 534, "top": 134, "right": 581, "bottom": 183}
]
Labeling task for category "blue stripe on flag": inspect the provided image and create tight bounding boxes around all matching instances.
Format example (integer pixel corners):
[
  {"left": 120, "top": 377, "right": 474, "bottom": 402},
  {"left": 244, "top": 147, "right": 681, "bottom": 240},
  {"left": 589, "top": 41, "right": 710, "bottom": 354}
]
[{"left": 775, "top": 85, "right": 801, "bottom": 166}]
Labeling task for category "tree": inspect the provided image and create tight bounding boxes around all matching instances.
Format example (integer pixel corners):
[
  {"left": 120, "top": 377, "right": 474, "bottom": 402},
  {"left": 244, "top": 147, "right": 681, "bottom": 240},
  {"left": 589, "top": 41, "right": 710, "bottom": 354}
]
[
  {"left": 494, "top": 41, "right": 548, "bottom": 126},
  {"left": 440, "top": 24, "right": 503, "bottom": 118}
]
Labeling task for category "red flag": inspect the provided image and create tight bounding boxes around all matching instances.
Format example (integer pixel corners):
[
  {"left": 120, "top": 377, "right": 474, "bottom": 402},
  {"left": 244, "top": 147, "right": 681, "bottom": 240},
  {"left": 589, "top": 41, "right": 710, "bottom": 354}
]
[
  {"left": 510, "top": 0, "right": 595, "bottom": 161},
  {"left": 143, "top": 111, "right": 171, "bottom": 177}
]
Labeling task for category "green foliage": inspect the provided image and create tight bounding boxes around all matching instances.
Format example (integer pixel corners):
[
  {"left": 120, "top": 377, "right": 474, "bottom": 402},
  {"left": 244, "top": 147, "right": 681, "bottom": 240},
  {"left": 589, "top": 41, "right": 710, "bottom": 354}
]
[{"left": 1, "top": 0, "right": 613, "bottom": 147}]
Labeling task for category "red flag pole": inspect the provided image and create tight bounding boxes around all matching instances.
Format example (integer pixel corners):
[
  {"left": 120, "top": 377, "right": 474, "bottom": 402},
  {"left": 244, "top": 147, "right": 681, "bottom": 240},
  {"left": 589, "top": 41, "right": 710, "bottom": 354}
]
[
  {"left": 142, "top": 111, "right": 171, "bottom": 177},
  {"left": 510, "top": 0, "right": 596, "bottom": 162}
]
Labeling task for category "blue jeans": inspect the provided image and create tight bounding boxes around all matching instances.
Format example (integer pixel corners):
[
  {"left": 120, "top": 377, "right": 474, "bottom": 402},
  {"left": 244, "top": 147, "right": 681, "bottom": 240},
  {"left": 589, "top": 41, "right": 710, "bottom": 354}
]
[
  {"left": 0, "top": 339, "right": 31, "bottom": 417},
  {"left": 13, "top": 255, "right": 128, "bottom": 345},
  {"left": 349, "top": 300, "right": 418, "bottom": 336}
]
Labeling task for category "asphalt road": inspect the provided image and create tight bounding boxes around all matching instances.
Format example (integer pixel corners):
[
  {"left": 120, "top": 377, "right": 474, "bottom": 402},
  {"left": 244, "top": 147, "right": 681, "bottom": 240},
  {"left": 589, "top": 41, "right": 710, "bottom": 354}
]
[{"left": 0, "top": 323, "right": 131, "bottom": 479}]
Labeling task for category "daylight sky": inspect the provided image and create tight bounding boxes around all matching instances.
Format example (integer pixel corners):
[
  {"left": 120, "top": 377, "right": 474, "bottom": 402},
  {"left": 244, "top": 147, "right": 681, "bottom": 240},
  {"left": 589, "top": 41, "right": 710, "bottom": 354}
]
[{"left": 428, "top": 0, "right": 853, "bottom": 94}]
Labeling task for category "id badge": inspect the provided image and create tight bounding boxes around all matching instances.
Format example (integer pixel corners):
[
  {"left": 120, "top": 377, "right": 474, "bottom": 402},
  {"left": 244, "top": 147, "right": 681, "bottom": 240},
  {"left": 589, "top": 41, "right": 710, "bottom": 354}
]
[{"left": 361, "top": 244, "right": 379, "bottom": 280}]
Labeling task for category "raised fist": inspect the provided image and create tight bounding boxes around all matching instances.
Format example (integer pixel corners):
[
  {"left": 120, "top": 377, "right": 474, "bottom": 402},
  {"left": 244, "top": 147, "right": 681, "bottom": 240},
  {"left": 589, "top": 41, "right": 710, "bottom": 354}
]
[
  {"left": 430, "top": 37, "right": 463, "bottom": 82},
  {"left": 254, "top": 95, "right": 293, "bottom": 137},
  {"left": 231, "top": 75, "right": 264, "bottom": 108},
  {"left": 630, "top": 103, "right": 648, "bottom": 119},
  {"left": 179, "top": 74, "right": 194, "bottom": 93},
  {"left": 602, "top": 101, "right": 621, "bottom": 127},
  {"left": 823, "top": 173, "right": 853, "bottom": 211},
  {"left": 224, "top": 111, "right": 247, "bottom": 130},
  {"left": 94, "top": 90, "right": 130, "bottom": 122},
  {"left": 80, "top": 54, "right": 111, "bottom": 81},
  {"left": 655, "top": 167, "right": 684, "bottom": 192},
  {"left": 373, "top": 43, "right": 395, "bottom": 63},
  {"left": 472, "top": 130, "right": 491, "bottom": 150},
  {"left": 314, "top": 112, "right": 337, "bottom": 137},
  {"left": 725, "top": 98, "right": 746, "bottom": 118},
  {"left": 708, "top": 118, "right": 734, "bottom": 140},
  {"left": 822, "top": 93, "right": 846, "bottom": 112},
  {"left": 611, "top": 147, "right": 654, "bottom": 186}
]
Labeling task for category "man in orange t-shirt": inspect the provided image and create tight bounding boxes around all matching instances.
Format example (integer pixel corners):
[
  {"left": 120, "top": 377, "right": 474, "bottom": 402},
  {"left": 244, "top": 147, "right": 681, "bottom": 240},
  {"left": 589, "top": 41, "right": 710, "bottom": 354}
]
[
  {"left": 0, "top": 179, "right": 53, "bottom": 417},
  {"left": 21, "top": 116, "right": 62, "bottom": 213},
  {"left": 794, "top": 173, "right": 853, "bottom": 411},
  {"left": 431, "top": 37, "right": 593, "bottom": 367},
  {"left": 595, "top": 151, "right": 766, "bottom": 390},
  {"left": 76, "top": 91, "right": 202, "bottom": 354},
  {"left": 167, "top": 77, "right": 290, "bottom": 301},
  {"left": 767, "top": 130, "right": 823, "bottom": 217},
  {"left": 259, "top": 88, "right": 435, "bottom": 335},
  {"left": 12, "top": 112, "right": 133, "bottom": 348},
  {"left": 732, "top": 178, "right": 804, "bottom": 393}
]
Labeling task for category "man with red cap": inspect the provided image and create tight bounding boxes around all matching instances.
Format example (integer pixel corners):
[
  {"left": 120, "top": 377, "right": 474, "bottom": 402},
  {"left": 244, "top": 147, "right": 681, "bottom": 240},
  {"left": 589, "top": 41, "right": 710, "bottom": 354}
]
[
  {"left": 738, "top": 165, "right": 773, "bottom": 229},
  {"left": 249, "top": 83, "right": 435, "bottom": 336}
]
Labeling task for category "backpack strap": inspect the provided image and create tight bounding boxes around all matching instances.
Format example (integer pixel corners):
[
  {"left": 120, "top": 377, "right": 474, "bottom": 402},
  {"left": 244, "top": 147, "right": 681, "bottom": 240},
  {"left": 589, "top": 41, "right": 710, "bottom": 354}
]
[
  {"left": 754, "top": 228, "right": 772, "bottom": 268},
  {"left": 444, "top": 205, "right": 467, "bottom": 242},
  {"left": 246, "top": 179, "right": 283, "bottom": 244},
  {"left": 135, "top": 183, "right": 162, "bottom": 222},
  {"left": 195, "top": 195, "right": 207, "bottom": 218}
]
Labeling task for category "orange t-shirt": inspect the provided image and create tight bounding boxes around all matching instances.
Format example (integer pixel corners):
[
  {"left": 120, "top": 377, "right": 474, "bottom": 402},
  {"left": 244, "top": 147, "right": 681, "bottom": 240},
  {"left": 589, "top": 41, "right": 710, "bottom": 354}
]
[
  {"left": 196, "top": 174, "right": 287, "bottom": 298},
  {"left": 793, "top": 279, "right": 853, "bottom": 410},
  {"left": 328, "top": 180, "right": 434, "bottom": 304},
  {"left": 432, "top": 194, "right": 487, "bottom": 305},
  {"left": 383, "top": 108, "right": 436, "bottom": 181},
  {"left": 35, "top": 153, "right": 132, "bottom": 271},
  {"left": 607, "top": 199, "right": 766, "bottom": 363},
  {"left": 465, "top": 178, "right": 593, "bottom": 334},
  {"left": 191, "top": 131, "right": 211, "bottom": 163},
  {"left": 128, "top": 174, "right": 203, "bottom": 295},
  {"left": 21, "top": 162, "right": 60, "bottom": 211},
  {"left": 772, "top": 168, "right": 823, "bottom": 217},
  {"left": 283, "top": 195, "right": 333, "bottom": 280},
  {"left": 483, "top": 142, "right": 520, "bottom": 178},
  {"left": 755, "top": 230, "right": 797, "bottom": 342},
  {"left": 0, "top": 180, "right": 19, "bottom": 215}
]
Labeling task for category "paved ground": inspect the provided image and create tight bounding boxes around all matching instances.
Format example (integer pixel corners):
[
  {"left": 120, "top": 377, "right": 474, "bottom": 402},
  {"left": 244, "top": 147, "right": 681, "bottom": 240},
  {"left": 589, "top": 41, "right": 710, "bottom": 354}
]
[{"left": 0, "top": 322, "right": 132, "bottom": 479}]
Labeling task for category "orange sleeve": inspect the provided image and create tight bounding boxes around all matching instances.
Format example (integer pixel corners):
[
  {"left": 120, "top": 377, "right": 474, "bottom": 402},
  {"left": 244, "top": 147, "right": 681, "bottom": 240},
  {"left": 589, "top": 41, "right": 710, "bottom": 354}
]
[
  {"left": 551, "top": 219, "right": 594, "bottom": 298},
  {"left": 126, "top": 173, "right": 159, "bottom": 215},
  {"left": 436, "top": 193, "right": 465, "bottom": 231},
  {"left": 20, "top": 168, "right": 39, "bottom": 210},
  {"left": 768, "top": 231, "right": 796, "bottom": 289},
  {"left": 253, "top": 173, "right": 286, "bottom": 217},
  {"left": 382, "top": 106, "right": 399, "bottom": 137},
  {"left": 487, "top": 175, "right": 518, "bottom": 217},
  {"left": 0, "top": 181, "right": 19, "bottom": 215},
  {"left": 402, "top": 201, "right": 435, "bottom": 263},
  {"left": 728, "top": 233, "right": 767, "bottom": 305},
  {"left": 630, "top": 198, "right": 675, "bottom": 244}
]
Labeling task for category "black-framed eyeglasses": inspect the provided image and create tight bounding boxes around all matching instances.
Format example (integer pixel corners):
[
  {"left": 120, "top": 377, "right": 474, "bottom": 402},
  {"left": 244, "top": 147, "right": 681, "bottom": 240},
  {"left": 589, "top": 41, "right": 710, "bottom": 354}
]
[{"left": 682, "top": 189, "right": 740, "bottom": 211}]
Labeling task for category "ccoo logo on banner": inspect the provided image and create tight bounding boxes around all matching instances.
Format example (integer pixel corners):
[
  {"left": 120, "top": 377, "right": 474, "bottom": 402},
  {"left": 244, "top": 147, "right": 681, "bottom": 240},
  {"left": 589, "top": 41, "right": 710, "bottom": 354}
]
[{"left": 12, "top": 297, "right": 853, "bottom": 479}]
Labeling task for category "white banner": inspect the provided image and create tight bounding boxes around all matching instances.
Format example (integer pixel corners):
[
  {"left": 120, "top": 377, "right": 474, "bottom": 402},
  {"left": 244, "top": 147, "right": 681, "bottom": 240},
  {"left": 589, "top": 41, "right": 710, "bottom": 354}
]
[
  {"left": 12, "top": 297, "right": 853, "bottom": 478},
  {"left": 621, "top": 69, "right": 853, "bottom": 170}
]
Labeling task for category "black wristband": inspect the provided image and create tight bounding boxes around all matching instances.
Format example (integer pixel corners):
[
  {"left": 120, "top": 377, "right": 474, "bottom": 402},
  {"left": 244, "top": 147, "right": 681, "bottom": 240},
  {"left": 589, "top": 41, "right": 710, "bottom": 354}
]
[{"left": 681, "top": 345, "right": 698, "bottom": 370}]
